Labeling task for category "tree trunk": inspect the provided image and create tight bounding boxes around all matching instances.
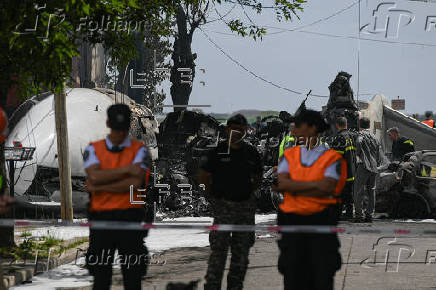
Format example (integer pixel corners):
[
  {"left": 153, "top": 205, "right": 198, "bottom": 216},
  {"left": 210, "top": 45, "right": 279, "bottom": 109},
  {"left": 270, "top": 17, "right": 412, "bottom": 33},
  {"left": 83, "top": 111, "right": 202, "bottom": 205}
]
[
  {"left": 54, "top": 86, "right": 73, "bottom": 220},
  {"left": 170, "top": 5, "right": 196, "bottom": 112},
  {"left": 78, "top": 42, "right": 95, "bottom": 88}
]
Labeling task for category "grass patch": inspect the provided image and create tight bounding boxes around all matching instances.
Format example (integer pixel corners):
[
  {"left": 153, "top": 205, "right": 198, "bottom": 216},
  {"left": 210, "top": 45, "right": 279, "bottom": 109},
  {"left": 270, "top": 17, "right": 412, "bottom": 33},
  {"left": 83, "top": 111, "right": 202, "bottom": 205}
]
[{"left": 0, "top": 231, "right": 89, "bottom": 264}]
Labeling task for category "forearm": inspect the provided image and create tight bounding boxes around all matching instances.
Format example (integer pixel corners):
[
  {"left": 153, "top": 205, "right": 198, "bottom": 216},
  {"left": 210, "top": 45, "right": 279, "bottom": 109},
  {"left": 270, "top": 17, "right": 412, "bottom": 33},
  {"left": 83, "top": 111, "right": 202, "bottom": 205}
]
[
  {"left": 293, "top": 189, "right": 333, "bottom": 197},
  {"left": 277, "top": 174, "right": 337, "bottom": 197},
  {"left": 93, "top": 177, "right": 142, "bottom": 193},
  {"left": 277, "top": 178, "right": 318, "bottom": 193},
  {"left": 88, "top": 167, "right": 129, "bottom": 185}
]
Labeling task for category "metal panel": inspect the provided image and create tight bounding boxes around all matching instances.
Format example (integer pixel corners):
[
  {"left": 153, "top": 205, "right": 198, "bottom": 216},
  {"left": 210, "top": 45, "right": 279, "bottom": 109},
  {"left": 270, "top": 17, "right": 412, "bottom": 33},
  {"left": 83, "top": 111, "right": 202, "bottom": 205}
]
[{"left": 383, "top": 106, "right": 436, "bottom": 153}]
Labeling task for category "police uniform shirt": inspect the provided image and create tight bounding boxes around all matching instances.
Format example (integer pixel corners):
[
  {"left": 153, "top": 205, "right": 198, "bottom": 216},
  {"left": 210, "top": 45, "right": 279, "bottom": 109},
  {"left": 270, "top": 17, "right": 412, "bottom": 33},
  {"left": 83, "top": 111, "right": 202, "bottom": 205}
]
[
  {"left": 83, "top": 137, "right": 149, "bottom": 170},
  {"left": 277, "top": 144, "right": 341, "bottom": 180},
  {"left": 201, "top": 141, "right": 263, "bottom": 202}
]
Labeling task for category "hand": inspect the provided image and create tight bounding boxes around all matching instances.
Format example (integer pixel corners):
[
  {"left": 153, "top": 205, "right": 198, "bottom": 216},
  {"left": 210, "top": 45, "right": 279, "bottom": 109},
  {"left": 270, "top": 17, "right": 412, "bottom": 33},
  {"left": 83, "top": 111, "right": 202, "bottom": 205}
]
[
  {"left": 277, "top": 174, "right": 288, "bottom": 185},
  {"left": 128, "top": 164, "right": 144, "bottom": 177},
  {"left": 273, "top": 166, "right": 278, "bottom": 174},
  {"left": 271, "top": 183, "right": 279, "bottom": 192},
  {"left": 85, "top": 180, "right": 98, "bottom": 193},
  {"left": 0, "top": 195, "right": 14, "bottom": 214},
  {"left": 316, "top": 178, "right": 336, "bottom": 194},
  {"left": 275, "top": 174, "right": 290, "bottom": 193}
]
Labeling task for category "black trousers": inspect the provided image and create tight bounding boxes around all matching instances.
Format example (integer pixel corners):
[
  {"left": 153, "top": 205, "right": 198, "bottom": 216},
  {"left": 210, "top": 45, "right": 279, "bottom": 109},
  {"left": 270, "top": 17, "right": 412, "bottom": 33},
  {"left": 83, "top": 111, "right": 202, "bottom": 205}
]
[
  {"left": 353, "top": 165, "right": 376, "bottom": 219},
  {"left": 341, "top": 182, "right": 354, "bottom": 217},
  {"left": 277, "top": 209, "right": 342, "bottom": 290},
  {"left": 86, "top": 208, "right": 148, "bottom": 290}
]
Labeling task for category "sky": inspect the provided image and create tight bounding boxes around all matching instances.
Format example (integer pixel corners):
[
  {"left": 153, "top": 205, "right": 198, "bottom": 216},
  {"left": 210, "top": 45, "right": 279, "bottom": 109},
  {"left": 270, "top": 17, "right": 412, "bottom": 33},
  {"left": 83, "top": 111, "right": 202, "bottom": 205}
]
[{"left": 160, "top": 0, "right": 436, "bottom": 114}]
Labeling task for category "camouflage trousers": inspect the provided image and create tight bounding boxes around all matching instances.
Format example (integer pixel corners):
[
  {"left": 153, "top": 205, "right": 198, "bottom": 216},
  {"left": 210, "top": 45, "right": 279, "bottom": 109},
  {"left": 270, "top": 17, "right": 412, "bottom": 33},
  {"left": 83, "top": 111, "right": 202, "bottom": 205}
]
[{"left": 204, "top": 198, "right": 256, "bottom": 290}]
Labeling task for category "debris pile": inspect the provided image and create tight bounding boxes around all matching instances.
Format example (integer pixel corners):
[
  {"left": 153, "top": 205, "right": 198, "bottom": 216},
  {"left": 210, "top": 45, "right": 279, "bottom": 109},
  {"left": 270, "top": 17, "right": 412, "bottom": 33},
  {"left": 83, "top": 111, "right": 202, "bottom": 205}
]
[{"left": 152, "top": 110, "right": 292, "bottom": 218}]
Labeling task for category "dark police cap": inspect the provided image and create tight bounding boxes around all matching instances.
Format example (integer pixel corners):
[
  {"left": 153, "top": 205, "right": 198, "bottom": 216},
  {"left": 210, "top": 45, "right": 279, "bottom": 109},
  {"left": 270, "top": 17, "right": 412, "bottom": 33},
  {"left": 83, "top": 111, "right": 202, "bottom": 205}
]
[
  {"left": 107, "top": 104, "right": 131, "bottom": 131},
  {"left": 227, "top": 114, "right": 248, "bottom": 127}
]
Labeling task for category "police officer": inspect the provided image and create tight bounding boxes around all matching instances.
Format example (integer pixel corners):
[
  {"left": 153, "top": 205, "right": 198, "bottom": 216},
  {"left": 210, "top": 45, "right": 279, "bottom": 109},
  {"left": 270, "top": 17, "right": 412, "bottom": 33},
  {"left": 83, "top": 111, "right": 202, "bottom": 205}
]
[
  {"left": 354, "top": 117, "right": 388, "bottom": 223},
  {"left": 386, "top": 127, "right": 415, "bottom": 161},
  {"left": 275, "top": 109, "right": 347, "bottom": 290},
  {"left": 331, "top": 117, "right": 356, "bottom": 220},
  {"left": 199, "top": 114, "right": 263, "bottom": 290},
  {"left": 84, "top": 104, "right": 151, "bottom": 290}
]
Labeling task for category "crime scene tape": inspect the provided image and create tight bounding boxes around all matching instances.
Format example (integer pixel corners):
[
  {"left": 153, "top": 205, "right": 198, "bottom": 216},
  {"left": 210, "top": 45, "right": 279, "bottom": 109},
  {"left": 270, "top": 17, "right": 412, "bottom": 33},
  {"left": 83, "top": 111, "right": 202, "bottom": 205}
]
[{"left": 1, "top": 219, "right": 436, "bottom": 235}]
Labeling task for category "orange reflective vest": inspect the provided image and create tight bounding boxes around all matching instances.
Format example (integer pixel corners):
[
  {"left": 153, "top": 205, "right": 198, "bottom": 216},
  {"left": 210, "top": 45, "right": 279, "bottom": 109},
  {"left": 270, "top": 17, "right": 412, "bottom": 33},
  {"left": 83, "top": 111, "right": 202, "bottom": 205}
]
[
  {"left": 279, "top": 146, "right": 347, "bottom": 215},
  {"left": 422, "top": 119, "right": 435, "bottom": 128},
  {"left": 89, "top": 139, "right": 150, "bottom": 212}
]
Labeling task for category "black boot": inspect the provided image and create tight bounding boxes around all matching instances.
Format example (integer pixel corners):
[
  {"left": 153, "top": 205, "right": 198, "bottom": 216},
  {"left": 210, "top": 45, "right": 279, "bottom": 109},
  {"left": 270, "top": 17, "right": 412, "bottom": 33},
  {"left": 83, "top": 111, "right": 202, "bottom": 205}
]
[
  {"left": 340, "top": 205, "right": 353, "bottom": 221},
  {"left": 364, "top": 216, "right": 373, "bottom": 223},
  {"left": 352, "top": 216, "right": 364, "bottom": 223}
]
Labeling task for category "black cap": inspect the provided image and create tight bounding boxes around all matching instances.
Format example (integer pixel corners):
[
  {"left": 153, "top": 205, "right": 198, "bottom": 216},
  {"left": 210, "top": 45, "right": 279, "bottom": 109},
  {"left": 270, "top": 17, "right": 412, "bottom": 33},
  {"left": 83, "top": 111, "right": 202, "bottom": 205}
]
[
  {"left": 227, "top": 114, "right": 248, "bottom": 126},
  {"left": 107, "top": 104, "right": 131, "bottom": 131},
  {"left": 294, "top": 109, "right": 329, "bottom": 133}
]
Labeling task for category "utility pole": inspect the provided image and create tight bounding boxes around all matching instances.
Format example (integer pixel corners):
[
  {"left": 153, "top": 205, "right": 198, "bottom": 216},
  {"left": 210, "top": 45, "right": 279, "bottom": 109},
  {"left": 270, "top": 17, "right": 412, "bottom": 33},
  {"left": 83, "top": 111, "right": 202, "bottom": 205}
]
[
  {"left": 54, "top": 85, "right": 73, "bottom": 220},
  {"left": 357, "top": 0, "right": 361, "bottom": 103}
]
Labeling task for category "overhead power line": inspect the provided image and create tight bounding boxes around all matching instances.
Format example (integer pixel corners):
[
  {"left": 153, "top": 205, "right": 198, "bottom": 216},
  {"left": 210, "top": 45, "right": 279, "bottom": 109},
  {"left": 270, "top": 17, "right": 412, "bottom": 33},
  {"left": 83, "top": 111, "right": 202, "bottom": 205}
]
[
  {"left": 210, "top": 0, "right": 361, "bottom": 36},
  {"left": 211, "top": 25, "right": 436, "bottom": 48},
  {"left": 264, "top": 0, "right": 361, "bottom": 34},
  {"left": 210, "top": 0, "right": 436, "bottom": 48},
  {"left": 240, "top": 2, "right": 257, "bottom": 26},
  {"left": 298, "top": 30, "right": 436, "bottom": 48},
  {"left": 199, "top": 27, "right": 329, "bottom": 98},
  {"left": 203, "top": 1, "right": 382, "bottom": 98},
  {"left": 205, "top": 3, "right": 237, "bottom": 24}
]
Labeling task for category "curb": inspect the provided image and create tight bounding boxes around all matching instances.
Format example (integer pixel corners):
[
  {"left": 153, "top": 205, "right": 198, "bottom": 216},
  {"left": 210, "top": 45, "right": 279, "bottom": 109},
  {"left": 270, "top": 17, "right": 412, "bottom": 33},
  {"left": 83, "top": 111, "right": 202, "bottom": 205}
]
[
  {"left": 1, "top": 238, "right": 89, "bottom": 288},
  {"left": 2, "top": 265, "right": 34, "bottom": 288}
]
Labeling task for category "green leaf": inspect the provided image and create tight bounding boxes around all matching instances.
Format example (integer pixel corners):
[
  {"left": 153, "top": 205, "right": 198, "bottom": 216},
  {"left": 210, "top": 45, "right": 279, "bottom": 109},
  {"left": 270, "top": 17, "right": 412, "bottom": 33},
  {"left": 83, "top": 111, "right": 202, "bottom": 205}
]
[
  {"left": 83, "top": 3, "right": 90, "bottom": 15},
  {"left": 128, "top": 0, "right": 140, "bottom": 9}
]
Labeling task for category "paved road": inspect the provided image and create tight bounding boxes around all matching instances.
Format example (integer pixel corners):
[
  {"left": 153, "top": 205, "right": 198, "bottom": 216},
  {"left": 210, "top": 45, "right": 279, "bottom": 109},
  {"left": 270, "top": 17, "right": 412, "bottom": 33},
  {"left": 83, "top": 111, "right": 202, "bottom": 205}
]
[{"left": 100, "top": 220, "right": 436, "bottom": 290}]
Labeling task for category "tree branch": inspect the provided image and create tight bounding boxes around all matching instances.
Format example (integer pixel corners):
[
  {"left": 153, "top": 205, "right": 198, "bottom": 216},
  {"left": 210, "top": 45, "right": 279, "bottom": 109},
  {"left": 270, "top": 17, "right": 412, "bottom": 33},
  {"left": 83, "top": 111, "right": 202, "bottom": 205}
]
[{"left": 189, "top": 1, "right": 209, "bottom": 37}]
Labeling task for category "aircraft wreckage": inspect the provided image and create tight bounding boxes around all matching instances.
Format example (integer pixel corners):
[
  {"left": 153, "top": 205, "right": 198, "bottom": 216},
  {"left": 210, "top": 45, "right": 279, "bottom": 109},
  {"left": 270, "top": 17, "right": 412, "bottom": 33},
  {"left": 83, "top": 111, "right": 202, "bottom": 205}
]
[
  {"left": 6, "top": 88, "right": 158, "bottom": 217},
  {"left": 324, "top": 71, "right": 436, "bottom": 219},
  {"left": 360, "top": 95, "right": 436, "bottom": 219},
  {"left": 7, "top": 75, "right": 436, "bottom": 219}
]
